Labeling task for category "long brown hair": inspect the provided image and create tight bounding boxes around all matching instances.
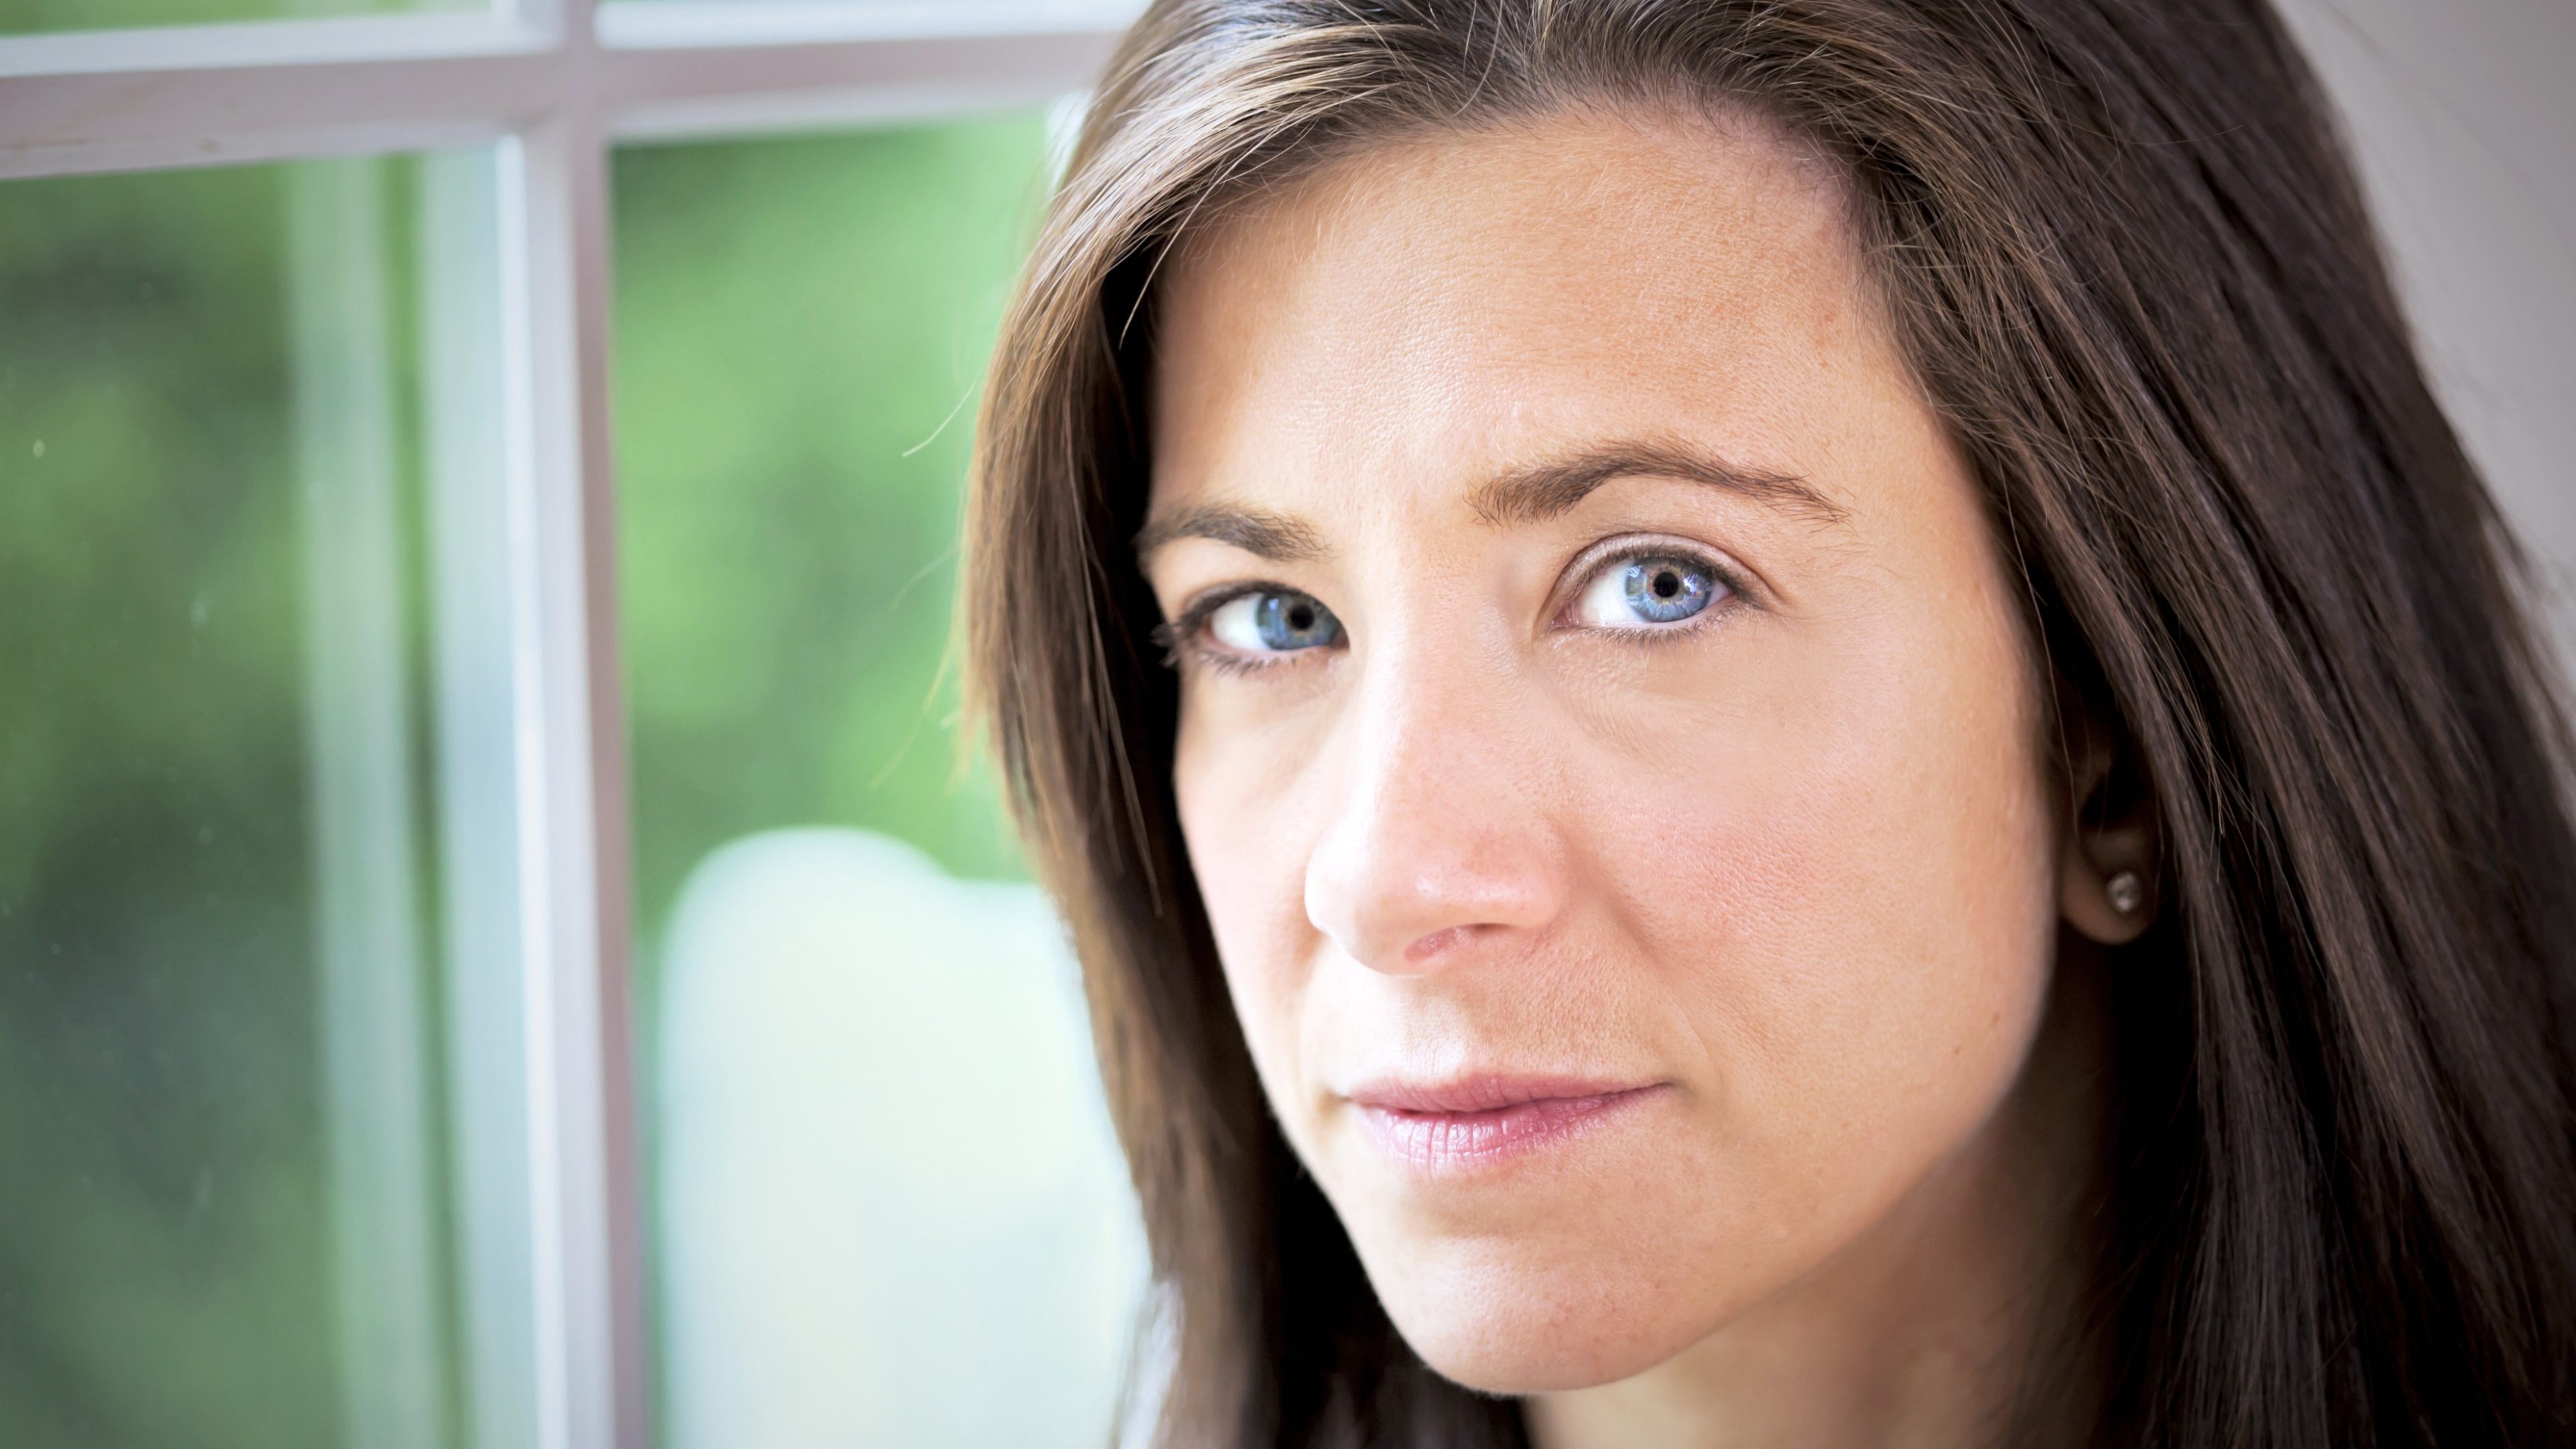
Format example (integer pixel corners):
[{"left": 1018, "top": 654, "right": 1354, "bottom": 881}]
[{"left": 962, "top": 2, "right": 2576, "bottom": 1444}]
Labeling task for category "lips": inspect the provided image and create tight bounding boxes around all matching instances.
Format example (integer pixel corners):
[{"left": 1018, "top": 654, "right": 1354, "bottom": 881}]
[{"left": 1341, "top": 1074, "right": 1664, "bottom": 1172}]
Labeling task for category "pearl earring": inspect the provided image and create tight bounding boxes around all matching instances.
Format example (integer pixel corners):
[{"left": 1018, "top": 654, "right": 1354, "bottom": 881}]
[{"left": 2106, "top": 871, "right": 2145, "bottom": 916}]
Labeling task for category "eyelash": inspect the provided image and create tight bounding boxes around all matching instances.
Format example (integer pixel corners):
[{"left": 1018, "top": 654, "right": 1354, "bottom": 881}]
[
  {"left": 1156, "top": 585, "right": 1289, "bottom": 676},
  {"left": 1157, "top": 539, "right": 1754, "bottom": 674},
  {"left": 1553, "top": 537, "right": 1753, "bottom": 639}
]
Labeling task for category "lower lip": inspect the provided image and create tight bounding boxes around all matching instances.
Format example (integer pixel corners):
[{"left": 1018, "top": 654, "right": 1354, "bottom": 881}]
[{"left": 1353, "top": 1086, "right": 1663, "bottom": 1173}]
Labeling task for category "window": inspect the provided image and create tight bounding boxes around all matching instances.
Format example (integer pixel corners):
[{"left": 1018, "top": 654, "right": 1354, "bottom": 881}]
[
  {"left": 616, "top": 122, "right": 1146, "bottom": 1449},
  {"left": 1, "top": 4, "right": 1142, "bottom": 1446}
]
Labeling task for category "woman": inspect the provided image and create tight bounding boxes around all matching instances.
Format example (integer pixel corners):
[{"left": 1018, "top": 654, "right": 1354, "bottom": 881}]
[{"left": 964, "top": 1, "right": 2576, "bottom": 1444}]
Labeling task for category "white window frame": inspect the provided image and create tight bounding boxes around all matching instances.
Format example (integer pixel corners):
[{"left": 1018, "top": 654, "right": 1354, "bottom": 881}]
[{"left": 0, "top": 4, "right": 1135, "bottom": 1447}]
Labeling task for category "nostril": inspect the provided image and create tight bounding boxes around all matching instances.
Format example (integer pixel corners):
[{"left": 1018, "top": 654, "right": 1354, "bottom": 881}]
[{"left": 1402, "top": 924, "right": 1479, "bottom": 967}]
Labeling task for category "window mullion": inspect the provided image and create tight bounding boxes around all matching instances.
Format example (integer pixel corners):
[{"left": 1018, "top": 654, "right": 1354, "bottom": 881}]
[
  {"left": 0, "top": 9, "right": 1131, "bottom": 182},
  {"left": 0, "top": 15, "right": 558, "bottom": 182},
  {"left": 493, "top": 60, "right": 648, "bottom": 1445}
]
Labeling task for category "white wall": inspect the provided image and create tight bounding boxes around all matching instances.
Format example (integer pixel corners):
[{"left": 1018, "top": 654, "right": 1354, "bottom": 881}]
[{"left": 2274, "top": 0, "right": 2576, "bottom": 674}]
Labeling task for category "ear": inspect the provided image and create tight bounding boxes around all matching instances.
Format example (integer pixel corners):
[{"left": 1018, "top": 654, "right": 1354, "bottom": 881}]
[{"left": 2056, "top": 705, "right": 2160, "bottom": 946}]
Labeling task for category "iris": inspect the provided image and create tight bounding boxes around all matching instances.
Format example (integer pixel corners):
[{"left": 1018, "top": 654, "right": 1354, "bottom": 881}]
[
  {"left": 1622, "top": 558, "right": 1717, "bottom": 624},
  {"left": 1254, "top": 591, "right": 1341, "bottom": 650}
]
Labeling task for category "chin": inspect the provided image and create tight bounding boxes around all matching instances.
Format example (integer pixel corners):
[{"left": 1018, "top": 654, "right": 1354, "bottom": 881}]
[{"left": 1358, "top": 1235, "right": 1722, "bottom": 1395}]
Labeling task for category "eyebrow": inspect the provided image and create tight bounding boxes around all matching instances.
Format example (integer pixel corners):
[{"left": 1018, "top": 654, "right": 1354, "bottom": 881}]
[
  {"left": 1133, "top": 503, "right": 1325, "bottom": 564},
  {"left": 1468, "top": 439, "right": 1845, "bottom": 529},
  {"left": 1133, "top": 438, "right": 1843, "bottom": 564}
]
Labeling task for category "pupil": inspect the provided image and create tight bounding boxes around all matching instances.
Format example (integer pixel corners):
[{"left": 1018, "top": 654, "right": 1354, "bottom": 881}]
[
  {"left": 1653, "top": 570, "right": 1682, "bottom": 598},
  {"left": 1286, "top": 603, "right": 1314, "bottom": 631}
]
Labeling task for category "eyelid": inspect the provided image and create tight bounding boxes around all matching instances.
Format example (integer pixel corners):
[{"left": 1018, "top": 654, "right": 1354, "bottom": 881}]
[
  {"left": 1152, "top": 586, "right": 1237, "bottom": 670},
  {"left": 1166, "top": 581, "right": 1265, "bottom": 645}
]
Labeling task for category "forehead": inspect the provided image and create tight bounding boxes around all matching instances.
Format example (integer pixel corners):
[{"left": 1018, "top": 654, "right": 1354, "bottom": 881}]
[{"left": 1148, "top": 106, "right": 1901, "bottom": 525}]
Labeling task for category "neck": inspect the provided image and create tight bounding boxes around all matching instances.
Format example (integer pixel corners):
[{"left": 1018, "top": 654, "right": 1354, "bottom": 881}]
[{"left": 1525, "top": 951, "right": 2112, "bottom": 1449}]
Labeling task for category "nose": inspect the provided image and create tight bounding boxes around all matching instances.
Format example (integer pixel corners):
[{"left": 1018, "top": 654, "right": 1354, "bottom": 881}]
[{"left": 1301, "top": 640, "right": 1569, "bottom": 975}]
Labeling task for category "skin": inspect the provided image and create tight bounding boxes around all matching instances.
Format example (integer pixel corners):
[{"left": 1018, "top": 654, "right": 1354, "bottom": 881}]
[{"left": 1140, "top": 106, "right": 2155, "bottom": 1447}]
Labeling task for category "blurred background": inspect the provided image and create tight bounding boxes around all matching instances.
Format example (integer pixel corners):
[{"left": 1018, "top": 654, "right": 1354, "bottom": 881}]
[
  {"left": 0, "top": 0, "right": 2567, "bottom": 1445},
  {"left": 0, "top": 52, "right": 1143, "bottom": 1448}
]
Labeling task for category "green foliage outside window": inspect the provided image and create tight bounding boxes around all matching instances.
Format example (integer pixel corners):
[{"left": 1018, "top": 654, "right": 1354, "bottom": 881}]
[{"left": 0, "top": 113, "right": 1052, "bottom": 1446}]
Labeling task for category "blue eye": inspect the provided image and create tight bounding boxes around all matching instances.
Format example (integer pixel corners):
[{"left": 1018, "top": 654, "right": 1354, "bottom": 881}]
[
  {"left": 1572, "top": 553, "right": 1726, "bottom": 629},
  {"left": 1206, "top": 589, "right": 1343, "bottom": 655}
]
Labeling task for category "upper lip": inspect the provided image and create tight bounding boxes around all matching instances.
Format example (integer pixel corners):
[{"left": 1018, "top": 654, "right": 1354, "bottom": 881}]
[{"left": 1340, "top": 1073, "right": 1658, "bottom": 1116}]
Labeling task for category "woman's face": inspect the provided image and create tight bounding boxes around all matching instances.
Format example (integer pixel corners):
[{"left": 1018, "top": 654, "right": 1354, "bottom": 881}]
[{"left": 1143, "top": 109, "right": 2083, "bottom": 1393}]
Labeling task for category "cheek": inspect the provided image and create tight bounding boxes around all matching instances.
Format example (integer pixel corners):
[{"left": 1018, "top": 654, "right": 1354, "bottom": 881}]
[
  {"left": 1171, "top": 702, "right": 1327, "bottom": 1108},
  {"left": 1609, "top": 606, "right": 2062, "bottom": 1216}
]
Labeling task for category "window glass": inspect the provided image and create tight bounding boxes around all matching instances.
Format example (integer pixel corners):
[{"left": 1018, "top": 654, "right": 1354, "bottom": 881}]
[
  {"left": 0, "top": 0, "right": 471, "bottom": 36},
  {"left": 614, "top": 117, "right": 1148, "bottom": 1449},
  {"left": 0, "top": 150, "right": 537, "bottom": 1449}
]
